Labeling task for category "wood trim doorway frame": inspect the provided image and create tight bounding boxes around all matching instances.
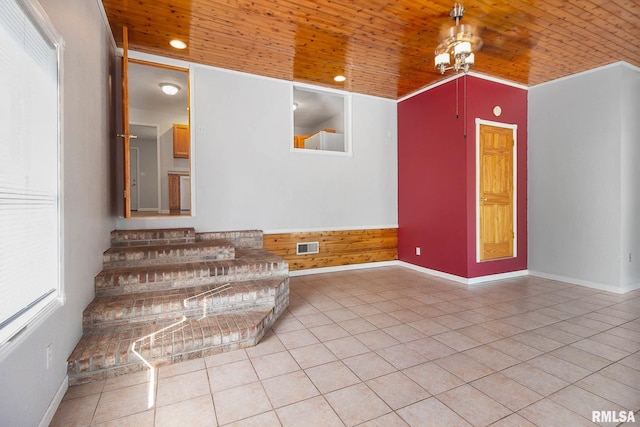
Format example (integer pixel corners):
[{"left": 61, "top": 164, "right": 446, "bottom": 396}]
[
  {"left": 475, "top": 118, "right": 518, "bottom": 263},
  {"left": 123, "top": 50, "right": 196, "bottom": 218}
]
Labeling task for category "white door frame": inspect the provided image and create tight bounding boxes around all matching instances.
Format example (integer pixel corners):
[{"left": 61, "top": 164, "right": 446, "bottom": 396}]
[{"left": 475, "top": 118, "right": 518, "bottom": 262}]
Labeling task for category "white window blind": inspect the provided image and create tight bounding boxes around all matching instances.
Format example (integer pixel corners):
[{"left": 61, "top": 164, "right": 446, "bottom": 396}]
[{"left": 0, "top": 0, "right": 62, "bottom": 345}]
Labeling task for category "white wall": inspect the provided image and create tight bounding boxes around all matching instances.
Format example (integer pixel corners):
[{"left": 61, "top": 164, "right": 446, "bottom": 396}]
[
  {"left": 117, "top": 60, "right": 398, "bottom": 232},
  {"left": 620, "top": 65, "right": 640, "bottom": 288},
  {"left": 529, "top": 63, "right": 639, "bottom": 292},
  {"left": 0, "top": 0, "right": 115, "bottom": 425}
]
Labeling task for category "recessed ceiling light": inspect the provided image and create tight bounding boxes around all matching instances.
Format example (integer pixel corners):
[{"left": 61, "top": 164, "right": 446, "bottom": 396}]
[
  {"left": 169, "top": 39, "right": 187, "bottom": 49},
  {"left": 160, "top": 83, "right": 180, "bottom": 95},
  {"left": 334, "top": 75, "right": 346, "bottom": 82}
]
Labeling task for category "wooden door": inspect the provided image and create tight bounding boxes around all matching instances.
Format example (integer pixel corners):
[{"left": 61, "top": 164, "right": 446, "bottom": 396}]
[
  {"left": 121, "top": 26, "right": 131, "bottom": 218},
  {"left": 479, "top": 124, "right": 514, "bottom": 261},
  {"left": 168, "top": 174, "right": 181, "bottom": 213}
]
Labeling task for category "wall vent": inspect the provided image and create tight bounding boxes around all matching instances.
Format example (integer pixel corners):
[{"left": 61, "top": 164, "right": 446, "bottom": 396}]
[{"left": 296, "top": 241, "right": 319, "bottom": 255}]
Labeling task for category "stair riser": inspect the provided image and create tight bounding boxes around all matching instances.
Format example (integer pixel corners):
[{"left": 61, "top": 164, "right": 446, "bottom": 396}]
[
  {"left": 274, "top": 286, "right": 290, "bottom": 318},
  {"left": 68, "top": 338, "right": 262, "bottom": 386},
  {"left": 68, "top": 311, "right": 276, "bottom": 386},
  {"left": 197, "top": 230, "right": 263, "bottom": 249},
  {"left": 84, "top": 279, "right": 288, "bottom": 329},
  {"left": 111, "top": 228, "right": 196, "bottom": 247},
  {"left": 103, "top": 248, "right": 235, "bottom": 269},
  {"left": 67, "top": 328, "right": 260, "bottom": 375},
  {"left": 83, "top": 301, "right": 276, "bottom": 330},
  {"left": 182, "top": 279, "right": 288, "bottom": 313},
  {"left": 95, "top": 266, "right": 288, "bottom": 297}
]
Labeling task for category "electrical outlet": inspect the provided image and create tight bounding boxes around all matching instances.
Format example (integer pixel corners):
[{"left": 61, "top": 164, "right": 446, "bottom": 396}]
[
  {"left": 46, "top": 343, "right": 53, "bottom": 369},
  {"left": 416, "top": 247, "right": 421, "bottom": 256}
]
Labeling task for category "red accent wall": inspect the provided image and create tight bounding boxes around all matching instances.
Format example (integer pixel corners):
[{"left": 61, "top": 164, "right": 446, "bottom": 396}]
[{"left": 398, "top": 75, "right": 527, "bottom": 278}]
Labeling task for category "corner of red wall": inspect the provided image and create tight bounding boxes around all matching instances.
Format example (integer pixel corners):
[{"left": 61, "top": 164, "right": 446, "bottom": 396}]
[{"left": 398, "top": 75, "right": 528, "bottom": 279}]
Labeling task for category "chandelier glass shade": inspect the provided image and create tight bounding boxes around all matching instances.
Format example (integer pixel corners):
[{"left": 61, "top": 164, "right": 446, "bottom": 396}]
[{"left": 435, "top": 4, "right": 482, "bottom": 74}]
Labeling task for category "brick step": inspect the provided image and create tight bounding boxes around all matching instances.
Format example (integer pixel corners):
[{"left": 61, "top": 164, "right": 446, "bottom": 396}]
[
  {"left": 197, "top": 230, "right": 263, "bottom": 249},
  {"left": 94, "top": 249, "right": 288, "bottom": 297},
  {"left": 102, "top": 240, "right": 235, "bottom": 269},
  {"left": 83, "top": 277, "right": 289, "bottom": 330},
  {"left": 110, "top": 228, "right": 196, "bottom": 247},
  {"left": 67, "top": 307, "right": 276, "bottom": 386}
]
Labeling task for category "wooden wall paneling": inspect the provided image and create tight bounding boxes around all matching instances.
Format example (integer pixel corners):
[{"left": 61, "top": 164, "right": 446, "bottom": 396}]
[{"left": 263, "top": 228, "right": 398, "bottom": 271}]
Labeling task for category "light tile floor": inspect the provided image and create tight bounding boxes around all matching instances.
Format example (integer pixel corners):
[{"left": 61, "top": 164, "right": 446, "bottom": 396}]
[{"left": 51, "top": 266, "right": 640, "bottom": 426}]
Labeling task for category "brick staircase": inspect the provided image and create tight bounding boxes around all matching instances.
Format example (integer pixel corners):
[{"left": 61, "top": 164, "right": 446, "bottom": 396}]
[{"left": 67, "top": 228, "right": 289, "bottom": 385}]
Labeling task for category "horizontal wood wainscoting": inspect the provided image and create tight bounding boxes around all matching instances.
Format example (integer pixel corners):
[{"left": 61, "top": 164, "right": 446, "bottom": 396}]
[{"left": 263, "top": 228, "right": 398, "bottom": 271}]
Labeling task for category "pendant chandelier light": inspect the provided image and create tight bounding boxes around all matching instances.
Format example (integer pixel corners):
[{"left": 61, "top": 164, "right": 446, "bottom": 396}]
[{"left": 434, "top": 3, "right": 482, "bottom": 74}]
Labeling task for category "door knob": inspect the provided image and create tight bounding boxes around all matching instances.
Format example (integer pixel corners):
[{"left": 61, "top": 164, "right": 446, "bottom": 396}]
[{"left": 117, "top": 133, "right": 138, "bottom": 139}]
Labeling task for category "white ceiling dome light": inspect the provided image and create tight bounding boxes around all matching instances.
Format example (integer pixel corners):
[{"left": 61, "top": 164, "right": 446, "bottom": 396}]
[{"left": 160, "top": 83, "right": 181, "bottom": 96}]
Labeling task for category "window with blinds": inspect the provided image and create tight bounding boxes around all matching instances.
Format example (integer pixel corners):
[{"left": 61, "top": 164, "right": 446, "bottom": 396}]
[{"left": 0, "top": 0, "right": 63, "bottom": 346}]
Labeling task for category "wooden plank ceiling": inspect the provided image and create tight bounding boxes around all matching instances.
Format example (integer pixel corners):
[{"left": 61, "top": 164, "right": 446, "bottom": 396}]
[{"left": 102, "top": 0, "right": 639, "bottom": 99}]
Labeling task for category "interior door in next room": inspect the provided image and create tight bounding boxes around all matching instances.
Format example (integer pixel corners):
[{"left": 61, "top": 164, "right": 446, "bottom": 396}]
[{"left": 129, "top": 147, "right": 138, "bottom": 211}]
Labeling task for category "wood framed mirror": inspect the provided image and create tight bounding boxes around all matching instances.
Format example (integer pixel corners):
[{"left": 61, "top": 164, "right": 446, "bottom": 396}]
[{"left": 119, "top": 27, "right": 191, "bottom": 218}]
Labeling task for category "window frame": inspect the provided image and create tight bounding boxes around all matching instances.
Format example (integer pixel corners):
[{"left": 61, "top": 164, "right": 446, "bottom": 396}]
[
  {"left": 0, "top": 0, "right": 65, "bottom": 351},
  {"left": 291, "top": 83, "right": 353, "bottom": 156}
]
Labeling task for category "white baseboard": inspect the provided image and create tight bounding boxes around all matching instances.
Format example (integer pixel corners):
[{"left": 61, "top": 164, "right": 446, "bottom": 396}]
[
  {"left": 623, "top": 283, "right": 640, "bottom": 293},
  {"left": 289, "top": 261, "right": 398, "bottom": 277},
  {"left": 396, "top": 261, "right": 470, "bottom": 284},
  {"left": 38, "top": 375, "right": 68, "bottom": 427},
  {"left": 396, "top": 262, "right": 528, "bottom": 285},
  {"left": 288, "top": 261, "right": 638, "bottom": 294},
  {"left": 529, "top": 270, "right": 640, "bottom": 294},
  {"left": 466, "top": 270, "right": 530, "bottom": 285},
  {"left": 290, "top": 261, "right": 528, "bottom": 286}
]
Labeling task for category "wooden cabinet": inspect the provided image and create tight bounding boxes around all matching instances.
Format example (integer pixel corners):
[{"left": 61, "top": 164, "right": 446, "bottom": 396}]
[
  {"left": 173, "top": 124, "right": 190, "bottom": 158},
  {"left": 168, "top": 174, "right": 181, "bottom": 213}
]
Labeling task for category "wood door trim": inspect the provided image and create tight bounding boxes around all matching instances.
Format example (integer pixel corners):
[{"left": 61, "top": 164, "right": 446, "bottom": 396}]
[
  {"left": 128, "top": 58, "right": 189, "bottom": 73},
  {"left": 122, "top": 26, "right": 131, "bottom": 218},
  {"left": 475, "top": 119, "right": 518, "bottom": 262},
  {"left": 125, "top": 58, "right": 193, "bottom": 217}
]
